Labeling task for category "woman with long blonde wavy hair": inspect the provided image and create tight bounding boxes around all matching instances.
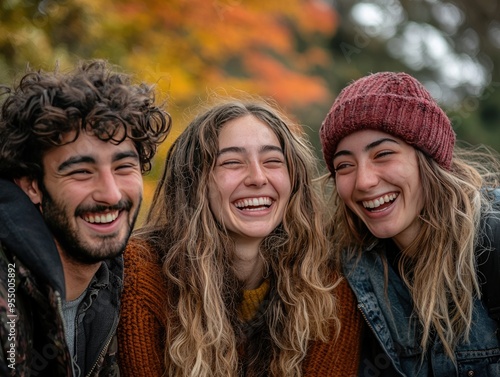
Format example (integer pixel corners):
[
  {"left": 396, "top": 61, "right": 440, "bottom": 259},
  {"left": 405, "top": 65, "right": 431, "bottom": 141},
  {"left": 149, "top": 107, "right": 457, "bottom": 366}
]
[
  {"left": 320, "top": 71, "right": 500, "bottom": 376},
  {"left": 118, "top": 98, "right": 363, "bottom": 376}
]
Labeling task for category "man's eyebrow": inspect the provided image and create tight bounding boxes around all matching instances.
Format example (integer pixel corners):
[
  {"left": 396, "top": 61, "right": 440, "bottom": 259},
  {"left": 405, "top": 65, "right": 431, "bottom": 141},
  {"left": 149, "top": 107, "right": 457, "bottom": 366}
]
[
  {"left": 57, "top": 150, "right": 139, "bottom": 172},
  {"left": 217, "top": 145, "right": 283, "bottom": 156},
  {"left": 57, "top": 156, "right": 95, "bottom": 172},
  {"left": 332, "top": 137, "right": 399, "bottom": 160},
  {"left": 113, "top": 150, "right": 139, "bottom": 162}
]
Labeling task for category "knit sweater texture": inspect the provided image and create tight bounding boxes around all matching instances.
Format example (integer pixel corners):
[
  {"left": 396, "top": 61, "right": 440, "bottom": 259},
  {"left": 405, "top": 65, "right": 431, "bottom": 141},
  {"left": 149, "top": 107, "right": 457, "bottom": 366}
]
[{"left": 118, "top": 239, "right": 363, "bottom": 376}]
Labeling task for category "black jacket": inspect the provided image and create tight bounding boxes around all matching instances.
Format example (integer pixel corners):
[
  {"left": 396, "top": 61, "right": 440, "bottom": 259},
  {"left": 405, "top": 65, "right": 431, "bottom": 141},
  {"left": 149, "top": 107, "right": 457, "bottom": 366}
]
[{"left": 0, "top": 178, "right": 123, "bottom": 376}]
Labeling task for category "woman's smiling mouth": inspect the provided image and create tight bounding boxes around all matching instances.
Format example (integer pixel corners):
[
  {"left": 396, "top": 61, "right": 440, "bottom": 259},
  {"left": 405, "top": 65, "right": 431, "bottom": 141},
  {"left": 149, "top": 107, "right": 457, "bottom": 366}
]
[
  {"left": 234, "top": 197, "right": 273, "bottom": 211},
  {"left": 362, "top": 193, "right": 398, "bottom": 211}
]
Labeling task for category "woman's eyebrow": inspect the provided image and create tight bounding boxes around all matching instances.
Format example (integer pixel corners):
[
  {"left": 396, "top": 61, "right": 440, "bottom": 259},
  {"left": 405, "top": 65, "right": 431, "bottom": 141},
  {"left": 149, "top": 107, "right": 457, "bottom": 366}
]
[
  {"left": 217, "top": 145, "right": 283, "bottom": 156},
  {"left": 364, "top": 137, "right": 399, "bottom": 151},
  {"left": 217, "top": 146, "right": 245, "bottom": 157},
  {"left": 333, "top": 137, "right": 399, "bottom": 160}
]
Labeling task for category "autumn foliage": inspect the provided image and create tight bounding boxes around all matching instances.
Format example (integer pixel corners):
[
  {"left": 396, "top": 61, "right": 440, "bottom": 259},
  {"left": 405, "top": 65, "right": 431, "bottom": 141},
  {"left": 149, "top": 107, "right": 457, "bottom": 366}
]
[{"left": 0, "top": 0, "right": 338, "bottom": 219}]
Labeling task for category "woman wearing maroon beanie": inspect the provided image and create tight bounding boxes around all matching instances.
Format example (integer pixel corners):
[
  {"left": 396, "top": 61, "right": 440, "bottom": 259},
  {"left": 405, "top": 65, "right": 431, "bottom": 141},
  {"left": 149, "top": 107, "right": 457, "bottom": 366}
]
[{"left": 320, "top": 71, "right": 500, "bottom": 376}]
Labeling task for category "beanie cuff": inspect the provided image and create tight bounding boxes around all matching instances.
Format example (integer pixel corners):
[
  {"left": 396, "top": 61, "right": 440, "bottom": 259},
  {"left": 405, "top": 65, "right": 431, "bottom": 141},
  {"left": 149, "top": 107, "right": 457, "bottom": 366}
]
[{"left": 321, "top": 93, "right": 455, "bottom": 173}]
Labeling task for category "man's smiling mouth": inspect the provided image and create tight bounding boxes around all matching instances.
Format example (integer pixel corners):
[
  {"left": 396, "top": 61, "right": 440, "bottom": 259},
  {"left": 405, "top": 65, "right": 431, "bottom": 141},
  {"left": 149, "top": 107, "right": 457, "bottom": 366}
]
[{"left": 83, "top": 210, "right": 120, "bottom": 224}]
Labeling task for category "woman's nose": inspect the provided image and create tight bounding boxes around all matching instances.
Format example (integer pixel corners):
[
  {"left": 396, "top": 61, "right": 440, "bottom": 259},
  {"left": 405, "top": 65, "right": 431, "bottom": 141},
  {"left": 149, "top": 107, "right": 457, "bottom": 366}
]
[
  {"left": 244, "top": 163, "right": 268, "bottom": 187},
  {"left": 354, "top": 162, "right": 379, "bottom": 191}
]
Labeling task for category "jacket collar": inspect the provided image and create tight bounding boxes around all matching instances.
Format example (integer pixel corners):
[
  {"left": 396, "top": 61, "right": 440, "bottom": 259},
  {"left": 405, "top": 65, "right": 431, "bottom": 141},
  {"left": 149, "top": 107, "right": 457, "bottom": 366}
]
[{"left": 0, "top": 178, "right": 66, "bottom": 297}]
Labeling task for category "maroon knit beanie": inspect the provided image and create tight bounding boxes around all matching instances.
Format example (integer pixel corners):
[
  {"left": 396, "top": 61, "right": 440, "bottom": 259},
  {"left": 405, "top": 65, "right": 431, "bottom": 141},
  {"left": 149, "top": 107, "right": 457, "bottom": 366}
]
[{"left": 319, "top": 72, "right": 455, "bottom": 174}]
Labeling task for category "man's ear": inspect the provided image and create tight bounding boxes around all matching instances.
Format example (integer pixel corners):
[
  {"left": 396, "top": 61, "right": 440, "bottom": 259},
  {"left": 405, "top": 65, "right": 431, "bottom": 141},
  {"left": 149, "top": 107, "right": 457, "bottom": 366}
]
[{"left": 14, "top": 177, "right": 43, "bottom": 205}]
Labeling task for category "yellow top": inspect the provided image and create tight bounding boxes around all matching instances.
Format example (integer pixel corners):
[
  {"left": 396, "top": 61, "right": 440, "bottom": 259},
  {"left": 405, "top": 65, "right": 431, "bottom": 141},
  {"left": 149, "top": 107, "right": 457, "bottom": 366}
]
[{"left": 239, "top": 279, "right": 270, "bottom": 321}]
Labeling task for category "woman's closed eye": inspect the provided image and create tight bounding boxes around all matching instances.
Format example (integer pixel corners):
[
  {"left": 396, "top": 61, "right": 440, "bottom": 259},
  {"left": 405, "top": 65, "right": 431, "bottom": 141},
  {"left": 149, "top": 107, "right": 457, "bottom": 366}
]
[
  {"left": 264, "top": 157, "right": 285, "bottom": 167},
  {"left": 334, "top": 161, "right": 355, "bottom": 174},
  {"left": 374, "top": 150, "right": 395, "bottom": 159},
  {"left": 220, "top": 159, "right": 243, "bottom": 167}
]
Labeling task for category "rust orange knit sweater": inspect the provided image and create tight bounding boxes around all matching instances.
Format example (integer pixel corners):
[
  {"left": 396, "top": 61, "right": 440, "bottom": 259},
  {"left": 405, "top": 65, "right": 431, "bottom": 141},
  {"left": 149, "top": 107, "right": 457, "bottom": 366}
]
[{"left": 118, "top": 239, "right": 363, "bottom": 376}]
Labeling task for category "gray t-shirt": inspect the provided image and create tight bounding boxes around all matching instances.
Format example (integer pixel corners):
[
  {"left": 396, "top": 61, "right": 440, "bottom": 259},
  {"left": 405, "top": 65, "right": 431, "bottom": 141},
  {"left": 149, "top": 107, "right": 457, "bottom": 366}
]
[{"left": 62, "top": 291, "right": 86, "bottom": 375}]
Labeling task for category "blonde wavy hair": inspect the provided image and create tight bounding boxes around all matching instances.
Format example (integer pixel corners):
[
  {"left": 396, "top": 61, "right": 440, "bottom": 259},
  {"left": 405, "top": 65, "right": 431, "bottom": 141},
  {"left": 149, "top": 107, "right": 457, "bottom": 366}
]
[
  {"left": 138, "top": 99, "right": 339, "bottom": 376},
  {"left": 325, "top": 143, "right": 500, "bottom": 360}
]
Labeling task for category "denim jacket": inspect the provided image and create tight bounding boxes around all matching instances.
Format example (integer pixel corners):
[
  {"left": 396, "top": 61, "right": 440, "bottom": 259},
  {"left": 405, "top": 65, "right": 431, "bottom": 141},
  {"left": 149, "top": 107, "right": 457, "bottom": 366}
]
[
  {"left": 343, "top": 189, "right": 500, "bottom": 376},
  {"left": 344, "top": 244, "right": 500, "bottom": 377}
]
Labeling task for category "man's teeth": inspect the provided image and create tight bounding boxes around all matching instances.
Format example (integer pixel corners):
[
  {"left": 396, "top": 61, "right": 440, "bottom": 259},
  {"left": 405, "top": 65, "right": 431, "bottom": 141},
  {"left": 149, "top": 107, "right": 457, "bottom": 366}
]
[
  {"left": 234, "top": 197, "right": 272, "bottom": 210},
  {"left": 83, "top": 211, "right": 119, "bottom": 224},
  {"left": 362, "top": 194, "right": 397, "bottom": 209}
]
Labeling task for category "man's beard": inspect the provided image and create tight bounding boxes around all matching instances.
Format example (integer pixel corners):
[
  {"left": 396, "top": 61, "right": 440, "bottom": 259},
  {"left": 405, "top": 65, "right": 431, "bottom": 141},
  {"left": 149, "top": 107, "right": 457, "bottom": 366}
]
[{"left": 40, "top": 184, "right": 140, "bottom": 264}]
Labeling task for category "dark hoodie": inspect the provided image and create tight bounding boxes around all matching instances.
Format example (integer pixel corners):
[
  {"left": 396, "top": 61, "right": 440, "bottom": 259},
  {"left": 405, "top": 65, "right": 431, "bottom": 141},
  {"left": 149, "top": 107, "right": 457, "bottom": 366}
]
[{"left": 0, "top": 179, "right": 123, "bottom": 376}]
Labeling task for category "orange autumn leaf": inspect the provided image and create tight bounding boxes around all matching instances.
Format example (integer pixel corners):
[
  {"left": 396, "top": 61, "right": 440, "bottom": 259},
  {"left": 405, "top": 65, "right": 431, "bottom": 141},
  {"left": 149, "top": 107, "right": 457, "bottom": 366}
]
[{"left": 245, "top": 53, "right": 329, "bottom": 105}]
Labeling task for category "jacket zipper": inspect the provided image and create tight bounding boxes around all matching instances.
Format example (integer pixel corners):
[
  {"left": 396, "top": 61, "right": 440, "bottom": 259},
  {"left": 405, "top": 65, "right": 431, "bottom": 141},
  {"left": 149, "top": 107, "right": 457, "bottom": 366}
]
[
  {"left": 357, "top": 303, "right": 376, "bottom": 333},
  {"left": 357, "top": 303, "right": 406, "bottom": 377},
  {"left": 85, "top": 313, "right": 119, "bottom": 377}
]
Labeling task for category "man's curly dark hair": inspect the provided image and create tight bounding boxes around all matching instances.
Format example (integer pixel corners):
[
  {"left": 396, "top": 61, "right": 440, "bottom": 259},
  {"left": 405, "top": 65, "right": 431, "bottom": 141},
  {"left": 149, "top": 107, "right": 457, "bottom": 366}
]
[{"left": 0, "top": 59, "right": 171, "bottom": 180}]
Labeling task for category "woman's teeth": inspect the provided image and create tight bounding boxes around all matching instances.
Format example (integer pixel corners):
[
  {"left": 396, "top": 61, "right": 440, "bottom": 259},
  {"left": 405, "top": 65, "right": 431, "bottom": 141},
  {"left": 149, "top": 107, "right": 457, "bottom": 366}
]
[
  {"left": 362, "top": 193, "right": 398, "bottom": 209},
  {"left": 234, "top": 197, "right": 272, "bottom": 210}
]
